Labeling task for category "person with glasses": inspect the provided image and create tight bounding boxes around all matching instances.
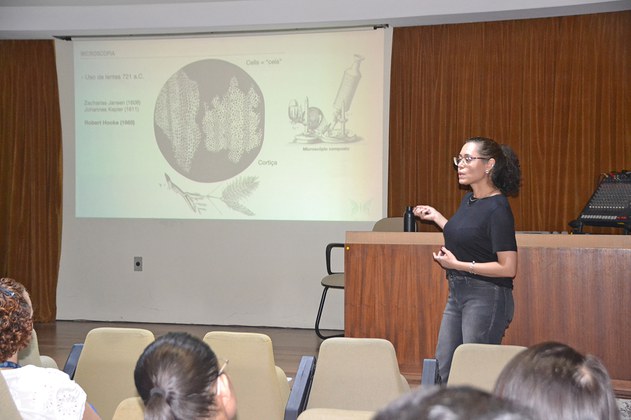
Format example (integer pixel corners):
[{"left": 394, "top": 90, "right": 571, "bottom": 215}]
[
  {"left": 0, "top": 277, "right": 101, "bottom": 419},
  {"left": 413, "top": 136, "right": 521, "bottom": 384},
  {"left": 134, "top": 332, "right": 236, "bottom": 420}
]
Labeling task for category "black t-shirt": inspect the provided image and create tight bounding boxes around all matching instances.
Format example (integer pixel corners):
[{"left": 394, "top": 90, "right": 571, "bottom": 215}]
[{"left": 443, "top": 192, "right": 517, "bottom": 288}]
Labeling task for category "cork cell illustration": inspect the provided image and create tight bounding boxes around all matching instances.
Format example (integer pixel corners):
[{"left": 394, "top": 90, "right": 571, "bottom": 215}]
[{"left": 154, "top": 59, "right": 265, "bottom": 183}]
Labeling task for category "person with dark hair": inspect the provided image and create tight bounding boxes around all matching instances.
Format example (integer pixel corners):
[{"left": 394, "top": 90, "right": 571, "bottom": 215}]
[
  {"left": 494, "top": 341, "right": 621, "bottom": 420},
  {"left": 134, "top": 332, "right": 236, "bottom": 420},
  {"left": 373, "top": 385, "right": 535, "bottom": 420},
  {"left": 413, "top": 136, "right": 521, "bottom": 383},
  {"left": 0, "top": 277, "right": 100, "bottom": 420}
]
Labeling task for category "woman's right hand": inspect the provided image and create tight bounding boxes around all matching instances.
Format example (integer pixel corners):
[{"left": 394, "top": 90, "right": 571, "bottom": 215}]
[
  {"left": 413, "top": 205, "right": 447, "bottom": 229},
  {"left": 413, "top": 205, "right": 437, "bottom": 220}
]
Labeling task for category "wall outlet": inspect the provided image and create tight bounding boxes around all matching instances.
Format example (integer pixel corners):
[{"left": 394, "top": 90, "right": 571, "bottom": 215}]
[{"left": 134, "top": 256, "right": 143, "bottom": 272}]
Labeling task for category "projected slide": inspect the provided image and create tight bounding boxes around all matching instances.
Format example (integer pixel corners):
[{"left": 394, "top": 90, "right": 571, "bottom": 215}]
[{"left": 74, "top": 29, "right": 387, "bottom": 221}]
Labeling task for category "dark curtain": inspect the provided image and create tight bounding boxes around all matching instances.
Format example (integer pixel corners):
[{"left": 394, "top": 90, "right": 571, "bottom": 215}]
[
  {"left": 0, "top": 40, "right": 62, "bottom": 322},
  {"left": 389, "top": 11, "right": 631, "bottom": 233}
]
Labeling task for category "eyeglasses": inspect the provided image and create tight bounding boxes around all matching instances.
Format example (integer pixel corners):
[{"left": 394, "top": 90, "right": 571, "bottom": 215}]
[
  {"left": 0, "top": 287, "right": 16, "bottom": 298},
  {"left": 218, "top": 359, "right": 229, "bottom": 376},
  {"left": 453, "top": 155, "right": 490, "bottom": 166}
]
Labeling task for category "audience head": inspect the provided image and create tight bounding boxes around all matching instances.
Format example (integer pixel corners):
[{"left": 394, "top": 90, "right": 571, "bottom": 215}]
[
  {"left": 134, "top": 332, "right": 236, "bottom": 420},
  {"left": 0, "top": 277, "right": 33, "bottom": 362},
  {"left": 494, "top": 341, "right": 620, "bottom": 420},
  {"left": 373, "top": 385, "right": 535, "bottom": 420}
]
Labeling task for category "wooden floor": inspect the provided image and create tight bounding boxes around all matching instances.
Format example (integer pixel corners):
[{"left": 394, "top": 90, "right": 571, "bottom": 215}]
[{"left": 34, "top": 320, "right": 335, "bottom": 381}]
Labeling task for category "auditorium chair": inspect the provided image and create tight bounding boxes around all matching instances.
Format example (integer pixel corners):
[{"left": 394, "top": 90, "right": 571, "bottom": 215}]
[
  {"left": 203, "top": 331, "right": 290, "bottom": 420},
  {"left": 112, "top": 396, "right": 145, "bottom": 420},
  {"left": 72, "top": 327, "right": 155, "bottom": 420},
  {"left": 316, "top": 217, "right": 407, "bottom": 339},
  {"left": 305, "top": 337, "right": 410, "bottom": 412},
  {"left": 297, "top": 408, "right": 375, "bottom": 419},
  {"left": 18, "top": 328, "right": 59, "bottom": 369},
  {"left": 421, "top": 343, "right": 527, "bottom": 392}
]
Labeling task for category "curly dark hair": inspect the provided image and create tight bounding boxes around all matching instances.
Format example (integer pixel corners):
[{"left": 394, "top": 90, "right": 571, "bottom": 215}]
[
  {"left": 466, "top": 136, "right": 521, "bottom": 196},
  {"left": 0, "top": 277, "right": 33, "bottom": 362}
]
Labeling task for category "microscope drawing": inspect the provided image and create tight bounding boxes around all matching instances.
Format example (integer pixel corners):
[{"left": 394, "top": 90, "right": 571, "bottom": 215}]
[{"left": 288, "top": 54, "right": 364, "bottom": 143}]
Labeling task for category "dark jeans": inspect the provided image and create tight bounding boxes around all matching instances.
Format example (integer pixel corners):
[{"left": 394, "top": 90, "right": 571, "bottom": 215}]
[{"left": 435, "top": 273, "right": 514, "bottom": 383}]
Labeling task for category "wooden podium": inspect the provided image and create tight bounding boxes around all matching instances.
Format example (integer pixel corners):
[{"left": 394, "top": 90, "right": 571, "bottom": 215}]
[{"left": 344, "top": 232, "right": 631, "bottom": 391}]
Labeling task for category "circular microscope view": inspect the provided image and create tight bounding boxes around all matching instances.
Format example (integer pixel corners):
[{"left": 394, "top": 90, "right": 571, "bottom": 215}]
[{"left": 154, "top": 59, "right": 265, "bottom": 182}]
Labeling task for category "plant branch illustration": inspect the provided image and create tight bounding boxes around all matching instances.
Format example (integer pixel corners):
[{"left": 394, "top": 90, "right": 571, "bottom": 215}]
[{"left": 164, "top": 173, "right": 258, "bottom": 215}]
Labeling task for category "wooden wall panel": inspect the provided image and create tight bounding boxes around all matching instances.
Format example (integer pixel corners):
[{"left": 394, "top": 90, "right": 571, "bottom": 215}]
[
  {"left": 389, "top": 12, "right": 631, "bottom": 233},
  {"left": 345, "top": 232, "right": 631, "bottom": 385},
  {"left": 345, "top": 242, "right": 447, "bottom": 376},
  {"left": 506, "top": 247, "right": 631, "bottom": 381}
]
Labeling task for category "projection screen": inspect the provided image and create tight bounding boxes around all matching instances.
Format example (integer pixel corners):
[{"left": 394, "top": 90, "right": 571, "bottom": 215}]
[
  {"left": 73, "top": 28, "right": 388, "bottom": 221},
  {"left": 57, "top": 26, "right": 391, "bottom": 328}
]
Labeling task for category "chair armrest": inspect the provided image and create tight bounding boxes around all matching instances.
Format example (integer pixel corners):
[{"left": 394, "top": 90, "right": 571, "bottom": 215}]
[
  {"left": 421, "top": 358, "right": 440, "bottom": 386},
  {"left": 63, "top": 343, "right": 84, "bottom": 379},
  {"left": 325, "top": 243, "right": 345, "bottom": 275},
  {"left": 284, "top": 355, "right": 317, "bottom": 420}
]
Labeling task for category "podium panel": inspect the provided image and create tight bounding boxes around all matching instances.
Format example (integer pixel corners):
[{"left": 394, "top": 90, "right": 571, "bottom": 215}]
[{"left": 344, "top": 232, "right": 631, "bottom": 388}]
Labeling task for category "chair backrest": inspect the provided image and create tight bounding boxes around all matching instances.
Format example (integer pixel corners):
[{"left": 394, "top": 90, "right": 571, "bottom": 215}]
[
  {"left": 306, "top": 337, "right": 410, "bottom": 411},
  {"left": 18, "top": 329, "right": 59, "bottom": 369},
  {"left": 203, "top": 331, "right": 290, "bottom": 420},
  {"left": 298, "top": 408, "right": 375, "bottom": 420},
  {"left": 0, "top": 372, "right": 22, "bottom": 420},
  {"left": 73, "top": 327, "right": 155, "bottom": 420},
  {"left": 17, "top": 329, "right": 41, "bottom": 367},
  {"left": 372, "top": 217, "right": 405, "bottom": 232},
  {"left": 112, "top": 396, "right": 145, "bottom": 420},
  {"left": 447, "top": 343, "right": 527, "bottom": 392}
]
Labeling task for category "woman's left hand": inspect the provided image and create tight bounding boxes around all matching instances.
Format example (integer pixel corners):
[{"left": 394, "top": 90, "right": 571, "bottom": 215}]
[{"left": 432, "top": 246, "right": 458, "bottom": 269}]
